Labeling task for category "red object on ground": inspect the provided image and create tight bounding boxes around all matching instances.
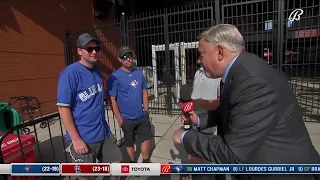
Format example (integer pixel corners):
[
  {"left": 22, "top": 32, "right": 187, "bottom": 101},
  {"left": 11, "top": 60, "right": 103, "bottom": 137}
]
[{"left": 0, "top": 132, "right": 37, "bottom": 180}]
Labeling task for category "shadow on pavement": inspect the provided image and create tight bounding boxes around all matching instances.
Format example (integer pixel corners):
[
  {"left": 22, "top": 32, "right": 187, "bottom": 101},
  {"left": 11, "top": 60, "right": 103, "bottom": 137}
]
[{"left": 169, "top": 126, "right": 189, "bottom": 164}]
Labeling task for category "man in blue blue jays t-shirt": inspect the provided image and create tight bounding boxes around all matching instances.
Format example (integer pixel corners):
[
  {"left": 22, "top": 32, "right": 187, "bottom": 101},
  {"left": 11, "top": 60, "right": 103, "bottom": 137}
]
[
  {"left": 108, "top": 46, "right": 152, "bottom": 163},
  {"left": 57, "top": 33, "right": 122, "bottom": 180}
]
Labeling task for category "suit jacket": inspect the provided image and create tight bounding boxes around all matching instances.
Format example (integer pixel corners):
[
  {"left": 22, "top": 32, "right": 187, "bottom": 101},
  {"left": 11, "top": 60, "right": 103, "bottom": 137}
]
[{"left": 183, "top": 51, "right": 320, "bottom": 180}]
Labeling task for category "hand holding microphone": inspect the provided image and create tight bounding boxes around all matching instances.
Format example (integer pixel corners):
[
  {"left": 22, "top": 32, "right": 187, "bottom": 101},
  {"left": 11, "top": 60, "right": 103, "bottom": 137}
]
[
  {"left": 173, "top": 84, "right": 200, "bottom": 144},
  {"left": 179, "top": 84, "right": 199, "bottom": 130},
  {"left": 180, "top": 111, "right": 199, "bottom": 126}
]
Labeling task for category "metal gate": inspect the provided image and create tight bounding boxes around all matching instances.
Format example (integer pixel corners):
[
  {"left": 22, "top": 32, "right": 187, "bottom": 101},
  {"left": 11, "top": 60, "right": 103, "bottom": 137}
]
[
  {"left": 64, "top": 0, "right": 320, "bottom": 121},
  {"left": 124, "top": 1, "right": 220, "bottom": 115},
  {"left": 221, "top": 0, "right": 320, "bottom": 122}
]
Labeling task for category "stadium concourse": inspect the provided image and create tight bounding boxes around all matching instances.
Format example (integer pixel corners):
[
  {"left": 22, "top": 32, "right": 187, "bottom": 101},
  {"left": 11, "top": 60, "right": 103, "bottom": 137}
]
[{"left": 32, "top": 110, "right": 320, "bottom": 180}]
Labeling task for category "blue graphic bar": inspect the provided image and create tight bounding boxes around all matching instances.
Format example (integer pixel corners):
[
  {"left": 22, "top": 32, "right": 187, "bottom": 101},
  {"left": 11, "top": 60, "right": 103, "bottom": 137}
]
[
  {"left": 11, "top": 163, "right": 60, "bottom": 176},
  {"left": 171, "top": 164, "right": 320, "bottom": 174}
]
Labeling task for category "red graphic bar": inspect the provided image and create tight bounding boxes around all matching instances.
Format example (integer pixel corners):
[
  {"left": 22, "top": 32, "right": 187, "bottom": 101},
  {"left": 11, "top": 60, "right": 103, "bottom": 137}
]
[{"left": 61, "top": 163, "right": 110, "bottom": 175}]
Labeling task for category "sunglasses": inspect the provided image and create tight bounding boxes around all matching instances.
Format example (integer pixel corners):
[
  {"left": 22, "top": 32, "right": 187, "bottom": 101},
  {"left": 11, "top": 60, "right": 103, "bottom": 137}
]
[
  {"left": 120, "top": 54, "right": 134, "bottom": 60},
  {"left": 82, "top": 46, "right": 100, "bottom": 53}
]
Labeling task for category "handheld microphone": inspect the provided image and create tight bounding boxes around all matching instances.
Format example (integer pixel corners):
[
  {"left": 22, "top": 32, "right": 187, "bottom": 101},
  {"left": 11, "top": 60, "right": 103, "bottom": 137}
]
[{"left": 179, "top": 84, "right": 194, "bottom": 130}]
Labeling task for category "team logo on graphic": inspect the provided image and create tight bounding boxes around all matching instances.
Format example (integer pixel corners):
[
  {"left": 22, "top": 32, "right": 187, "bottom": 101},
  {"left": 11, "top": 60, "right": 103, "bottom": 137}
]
[
  {"left": 175, "top": 165, "right": 183, "bottom": 173},
  {"left": 74, "top": 164, "right": 81, "bottom": 173},
  {"left": 24, "top": 166, "right": 32, "bottom": 173},
  {"left": 121, "top": 165, "right": 130, "bottom": 173},
  {"left": 130, "top": 80, "right": 139, "bottom": 87}
]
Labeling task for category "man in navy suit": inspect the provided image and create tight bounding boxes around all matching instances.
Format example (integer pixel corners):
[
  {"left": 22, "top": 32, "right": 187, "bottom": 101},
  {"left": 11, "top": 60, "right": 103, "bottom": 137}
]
[{"left": 173, "top": 24, "right": 320, "bottom": 180}]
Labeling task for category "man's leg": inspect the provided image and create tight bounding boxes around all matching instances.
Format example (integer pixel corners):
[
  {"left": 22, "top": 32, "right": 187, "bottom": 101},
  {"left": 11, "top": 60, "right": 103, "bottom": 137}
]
[
  {"left": 98, "top": 134, "right": 123, "bottom": 180},
  {"left": 69, "top": 141, "right": 100, "bottom": 180},
  {"left": 121, "top": 120, "right": 137, "bottom": 162},
  {"left": 126, "top": 146, "right": 135, "bottom": 162},
  {"left": 141, "top": 140, "right": 151, "bottom": 162},
  {"left": 136, "top": 113, "right": 152, "bottom": 163}
]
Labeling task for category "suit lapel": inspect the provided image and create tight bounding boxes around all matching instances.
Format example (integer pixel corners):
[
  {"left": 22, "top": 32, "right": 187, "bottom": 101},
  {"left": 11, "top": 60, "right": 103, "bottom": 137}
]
[
  {"left": 221, "top": 79, "right": 232, "bottom": 103},
  {"left": 218, "top": 52, "right": 247, "bottom": 136}
]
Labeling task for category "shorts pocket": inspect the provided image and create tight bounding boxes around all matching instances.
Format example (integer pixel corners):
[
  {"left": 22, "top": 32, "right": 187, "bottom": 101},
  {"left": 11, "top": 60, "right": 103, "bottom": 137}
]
[{"left": 69, "top": 144, "right": 95, "bottom": 163}]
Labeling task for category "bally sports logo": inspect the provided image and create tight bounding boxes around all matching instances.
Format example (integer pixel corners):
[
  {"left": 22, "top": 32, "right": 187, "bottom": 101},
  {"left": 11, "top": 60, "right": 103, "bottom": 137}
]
[
  {"left": 161, "top": 164, "right": 172, "bottom": 173},
  {"left": 179, "top": 100, "right": 194, "bottom": 113},
  {"left": 183, "top": 102, "right": 193, "bottom": 112}
]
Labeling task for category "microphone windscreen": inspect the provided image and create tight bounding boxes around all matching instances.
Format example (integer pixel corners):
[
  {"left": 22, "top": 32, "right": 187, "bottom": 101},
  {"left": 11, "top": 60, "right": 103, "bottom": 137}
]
[{"left": 180, "top": 84, "right": 193, "bottom": 102}]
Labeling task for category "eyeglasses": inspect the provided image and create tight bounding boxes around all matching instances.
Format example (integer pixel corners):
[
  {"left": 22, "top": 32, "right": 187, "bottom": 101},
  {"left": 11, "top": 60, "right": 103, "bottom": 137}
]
[
  {"left": 120, "top": 54, "right": 134, "bottom": 60},
  {"left": 83, "top": 46, "right": 100, "bottom": 53}
]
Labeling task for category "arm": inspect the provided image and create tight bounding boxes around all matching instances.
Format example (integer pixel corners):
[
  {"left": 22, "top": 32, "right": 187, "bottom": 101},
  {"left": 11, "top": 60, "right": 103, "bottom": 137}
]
[
  {"left": 143, "top": 90, "right": 148, "bottom": 112},
  {"left": 181, "top": 108, "right": 220, "bottom": 142},
  {"left": 142, "top": 74, "right": 148, "bottom": 112},
  {"left": 194, "top": 99, "right": 220, "bottom": 110},
  {"left": 58, "top": 106, "right": 81, "bottom": 141},
  {"left": 197, "top": 107, "right": 220, "bottom": 130},
  {"left": 110, "top": 97, "right": 123, "bottom": 124},
  {"left": 107, "top": 75, "right": 123, "bottom": 125},
  {"left": 56, "top": 71, "right": 81, "bottom": 142},
  {"left": 182, "top": 76, "right": 279, "bottom": 164}
]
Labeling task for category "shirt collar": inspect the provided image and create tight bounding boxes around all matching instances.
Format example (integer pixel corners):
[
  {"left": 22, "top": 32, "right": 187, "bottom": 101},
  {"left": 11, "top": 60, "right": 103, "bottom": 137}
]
[{"left": 221, "top": 53, "right": 240, "bottom": 83}]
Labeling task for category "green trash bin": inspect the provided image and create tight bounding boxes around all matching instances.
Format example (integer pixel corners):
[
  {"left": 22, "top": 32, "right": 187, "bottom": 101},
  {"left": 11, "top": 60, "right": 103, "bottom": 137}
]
[
  {"left": 0, "top": 103, "right": 7, "bottom": 131},
  {"left": 0, "top": 102, "right": 22, "bottom": 134}
]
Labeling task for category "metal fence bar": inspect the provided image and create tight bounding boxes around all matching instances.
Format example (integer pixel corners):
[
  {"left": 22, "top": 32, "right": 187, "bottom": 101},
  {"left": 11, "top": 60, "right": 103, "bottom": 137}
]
[
  {"left": 120, "top": 13, "right": 126, "bottom": 46},
  {"left": 214, "top": 0, "right": 220, "bottom": 25},
  {"left": 276, "top": 0, "right": 285, "bottom": 71}
]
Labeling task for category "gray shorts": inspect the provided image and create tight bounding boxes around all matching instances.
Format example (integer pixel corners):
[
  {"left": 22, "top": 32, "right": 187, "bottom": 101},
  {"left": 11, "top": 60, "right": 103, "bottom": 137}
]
[
  {"left": 121, "top": 112, "right": 152, "bottom": 147},
  {"left": 69, "top": 134, "right": 123, "bottom": 163}
]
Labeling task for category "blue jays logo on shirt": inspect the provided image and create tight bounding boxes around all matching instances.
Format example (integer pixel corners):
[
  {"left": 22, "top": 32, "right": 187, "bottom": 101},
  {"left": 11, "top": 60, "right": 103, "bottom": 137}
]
[{"left": 130, "top": 80, "right": 139, "bottom": 87}]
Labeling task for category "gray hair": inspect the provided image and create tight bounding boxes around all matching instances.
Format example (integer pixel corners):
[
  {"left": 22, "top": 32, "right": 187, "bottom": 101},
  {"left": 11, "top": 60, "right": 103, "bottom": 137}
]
[{"left": 199, "top": 24, "right": 245, "bottom": 53}]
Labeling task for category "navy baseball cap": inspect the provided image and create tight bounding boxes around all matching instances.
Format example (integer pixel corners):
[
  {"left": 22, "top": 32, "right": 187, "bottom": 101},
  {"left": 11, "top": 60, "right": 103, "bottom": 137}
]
[{"left": 76, "top": 33, "right": 101, "bottom": 48}]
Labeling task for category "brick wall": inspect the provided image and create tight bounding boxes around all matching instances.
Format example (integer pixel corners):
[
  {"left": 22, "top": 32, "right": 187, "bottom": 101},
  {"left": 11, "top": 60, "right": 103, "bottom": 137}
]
[{"left": 0, "top": 0, "right": 121, "bottom": 115}]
